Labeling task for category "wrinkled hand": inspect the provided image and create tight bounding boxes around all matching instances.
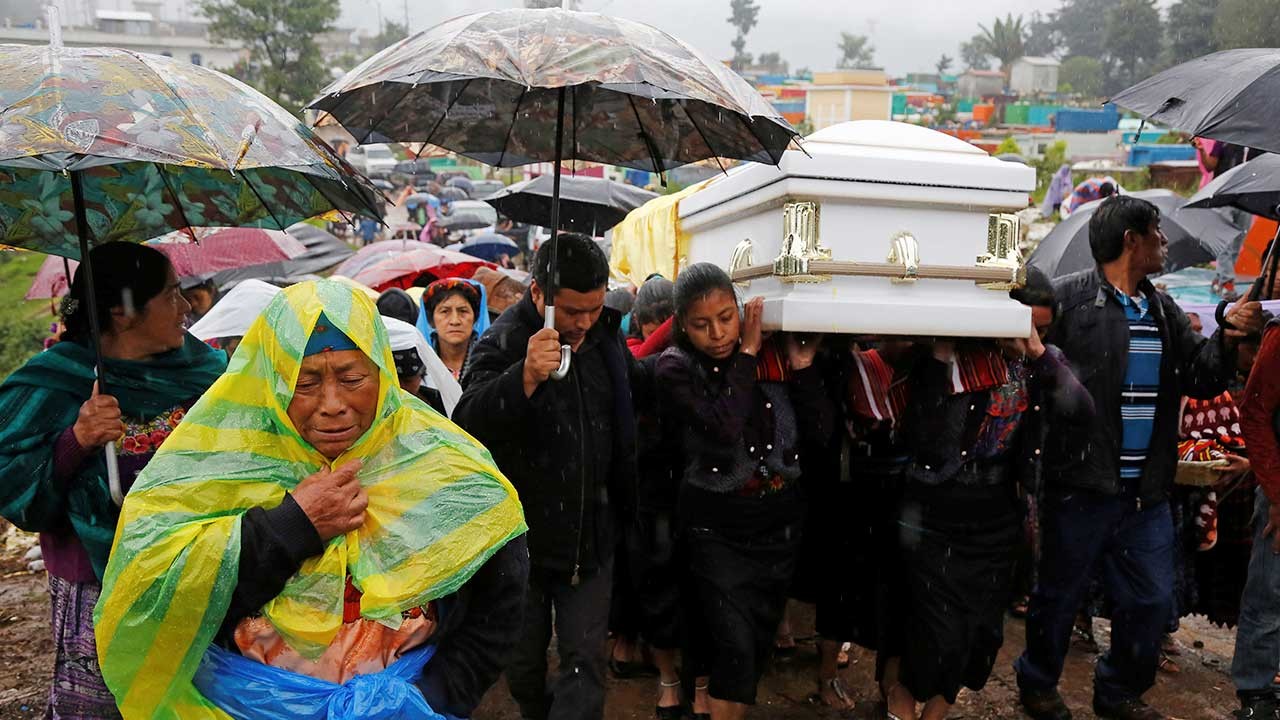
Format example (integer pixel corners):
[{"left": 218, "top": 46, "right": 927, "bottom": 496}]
[
  {"left": 785, "top": 333, "right": 823, "bottom": 370},
  {"left": 1225, "top": 298, "right": 1263, "bottom": 341},
  {"left": 1212, "top": 453, "right": 1250, "bottom": 476},
  {"left": 1264, "top": 499, "right": 1280, "bottom": 555},
  {"left": 740, "top": 297, "right": 764, "bottom": 356},
  {"left": 72, "top": 381, "right": 125, "bottom": 450},
  {"left": 293, "top": 459, "right": 367, "bottom": 542},
  {"left": 523, "top": 327, "right": 564, "bottom": 396}
]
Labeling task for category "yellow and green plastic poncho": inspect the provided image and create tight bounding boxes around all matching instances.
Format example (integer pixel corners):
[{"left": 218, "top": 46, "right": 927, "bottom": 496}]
[{"left": 93, "top": 280, "right": 526, "bottom": 719}]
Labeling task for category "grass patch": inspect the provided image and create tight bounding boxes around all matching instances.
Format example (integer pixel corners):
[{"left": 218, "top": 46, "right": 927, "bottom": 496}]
[{"left": 0, "top": 251, "right": 57, "bottom": 382}]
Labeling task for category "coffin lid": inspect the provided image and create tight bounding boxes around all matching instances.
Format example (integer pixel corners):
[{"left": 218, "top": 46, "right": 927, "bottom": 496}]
[{"left": 680, "top": 120, "right": 1035, "bottom": 219}]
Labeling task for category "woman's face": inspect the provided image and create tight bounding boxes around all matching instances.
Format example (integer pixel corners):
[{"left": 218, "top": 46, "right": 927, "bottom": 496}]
[
  {"left": 680, "top": 289, "right": 740, "bottom": 360},
  {"left": 432, "top": 293, "right": 476, "bottom": 347},
  {"left": 112, "top": 265, "right": 191, "bottom": 354},
  {"left": 288, "top": 350, "right": 380, "bottom": 460}
]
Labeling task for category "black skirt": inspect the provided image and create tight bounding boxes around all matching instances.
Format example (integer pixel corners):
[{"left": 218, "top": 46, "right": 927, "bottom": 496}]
[
  {"left": 624, "top": 509, "right": 683, "bottom": 649},
  {"left": 680, "top": 484, "right": 803, "bottom": 705},
  {"left": 895, "top": 482, "right": 1021, "bottom": 704}
]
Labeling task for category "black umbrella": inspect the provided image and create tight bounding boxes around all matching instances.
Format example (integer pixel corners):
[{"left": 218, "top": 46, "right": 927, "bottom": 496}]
[
  {"left": 1187, "top": 153, "right": 1280, "bottom": 303},
  {"left": 438, "top": 186, "right": 469, "bottom": 202},
  {"left": 446, "top": 176, "right": 475, "bottom": 195},
  {"left": 486, "top": 175, "right": 658, "bottom": 234},
  {"left": 438, "top": 201, "right": 499, "bottom": 232},
  {"left": 1028, "top": 189, "right": 1240, "bottom": 278},
  {"left": 309, "top": 7, "right": 796, "bottom": 380},
  {"left": 1109, "top": 49, "right": 1280, "bottom": 154},
  {"left": 1186, "top": 153, "right": 1280, "bottom": 221}
]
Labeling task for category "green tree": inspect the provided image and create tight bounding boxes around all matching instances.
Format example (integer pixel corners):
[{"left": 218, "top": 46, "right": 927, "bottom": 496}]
[
  {"left": 1024, "top": 11, "right": 1060, "bottom": 57},
  {"left": 1164, "top": 0, "right": 1219, "bottom": 65},
  {"left": 977, "top": 14, "right": 1026, "bottom": 76},
  {"left": 996, "top": 135, "right": 1023, "bottom": 155},
  {"left": 756, "top": 51, "right": 789, "bottom": 75},
  {"left": 1104, "top": 0, "right": 1162, "bottom": 90},
  {"left": 199, "top": 0, "right": 339, "bottom": 115},
  {"left": 1058, "top": 55, "right": 1105, "bottom": 96},
  {"left": 1056, "top": 0, "right": 1112, "bottom": 59},
  {"left": 795, "top": 117, "right": 814, "bottom": 136},
  {"left": 1213, "top": 0, "right": 1280, "bottom": 49},
  {"left": 374, "top": 19, "right": 408, "bottom": 50},
  {"left": 960, "top": 34, "right": 992, "bottom": 70},
  {"left": 837, "top": 32, "right": 875, "bottom": 69},
  {"left": 727, "top": 0, "right": 761, "bottom": 71},
  {"left": 935, "top": 53, "right": 953, "bottom": 77}
]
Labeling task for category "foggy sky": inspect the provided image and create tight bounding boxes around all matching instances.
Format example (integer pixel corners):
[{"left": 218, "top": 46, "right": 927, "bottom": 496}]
[{"left": 343, "top": 0, "right": 1067, "bottom": 76}]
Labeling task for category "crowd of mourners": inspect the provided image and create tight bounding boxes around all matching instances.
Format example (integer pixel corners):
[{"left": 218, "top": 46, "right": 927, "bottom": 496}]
[{"left": 6, "top": 193, "right": 1280, "bottom": 720}]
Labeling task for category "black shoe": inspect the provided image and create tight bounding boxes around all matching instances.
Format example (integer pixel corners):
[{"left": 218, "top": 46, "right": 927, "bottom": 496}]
[
  {"left": 1092, "top": 696, "right": 1167, "bottom": 720},
  {"left": 1236, "top": 693, "right": 1280, "bottom": 720},
  {"left": 1020, "top": 686, "right": 1072, "bottom": 720},
  {"left": 654, "top": 706, "right": 682, "bottom": 720}
]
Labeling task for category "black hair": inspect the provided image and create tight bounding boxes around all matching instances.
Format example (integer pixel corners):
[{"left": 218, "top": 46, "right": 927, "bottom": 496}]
[
  {"left": 633, "top": 276, "right": 675, "bottom": 327},
  {"left": 532, "top": 232, "right": 609, "bottom": 294},
  {"left": 606, "top": 288, "right": 635, "bottom": 316},
  {"left": 1088, "top": 195, "right": 1161, "bottom": 265},
  {"left": 672, "top": 263, "right": 737, "bottom": 348},
  {"left": 1009, "top": 264, "right": 1056, "bottom": 317},
  {"left": 1098, "top": 182, "right": 1116, "bottom": 199},
  {"left": 423, "top": 282, "right": 481, "bottom": 323},
  {"left": 376, "top": 288, "right": 419, "bottom": 326},
  {"left": 61, "top": 242, "right": 173, "bottom": 345}
]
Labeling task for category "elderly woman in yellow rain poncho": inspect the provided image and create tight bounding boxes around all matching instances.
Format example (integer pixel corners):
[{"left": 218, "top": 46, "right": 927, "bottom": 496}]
[{"left": 93, "top": 280, "right": 529, "bottom": 720}]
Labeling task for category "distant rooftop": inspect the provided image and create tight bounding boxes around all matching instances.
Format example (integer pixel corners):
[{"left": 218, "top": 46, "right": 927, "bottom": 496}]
[{"left": 1016, "top": 56, "right": 1061, "bottom": 66}]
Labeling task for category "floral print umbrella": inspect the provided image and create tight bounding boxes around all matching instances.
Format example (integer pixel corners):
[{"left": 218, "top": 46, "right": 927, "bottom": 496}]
[
  {"left": 309, "top": 7, "right": 796, "bottom": 381},
  {"left": 0, "top": 44, "right": 380, "bottom": 259},
  {"left": 309, "top": 7, "right": 797, "bottom": 172}
]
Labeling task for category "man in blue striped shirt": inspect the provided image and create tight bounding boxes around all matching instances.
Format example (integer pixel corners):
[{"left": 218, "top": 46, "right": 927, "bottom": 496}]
[{"left": 1016, "top": 196, "right": 1263, "bottom": 720}]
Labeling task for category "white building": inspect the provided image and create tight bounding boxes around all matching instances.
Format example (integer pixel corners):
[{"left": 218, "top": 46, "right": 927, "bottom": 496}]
[
  {"left": 0, "top": 7, "right": 245, "bottom": 69},
  {"left": 957, "top": 69, "right": 1005, "bottom": 99},
  {"left": 1010, "top": 56, "right": 1060, "bottom": 96}
]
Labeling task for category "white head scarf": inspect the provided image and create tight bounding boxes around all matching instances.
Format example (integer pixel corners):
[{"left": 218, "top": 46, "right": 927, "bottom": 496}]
[
  {"left": 188, "top": 279, "right": 281, "bottom": 341},
  {"left": 380, "top": 315, "right": 462, "bottom": 417}
]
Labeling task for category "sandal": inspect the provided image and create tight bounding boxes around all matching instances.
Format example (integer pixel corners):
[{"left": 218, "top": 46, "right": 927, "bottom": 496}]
[{"left": 655, "top": 679, "right": 682, "bottom": 720}]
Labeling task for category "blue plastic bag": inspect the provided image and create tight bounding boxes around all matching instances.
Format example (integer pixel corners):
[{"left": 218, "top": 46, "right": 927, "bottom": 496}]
[{"left": 193, "top": 643, "right": 447, "bottom": 720}]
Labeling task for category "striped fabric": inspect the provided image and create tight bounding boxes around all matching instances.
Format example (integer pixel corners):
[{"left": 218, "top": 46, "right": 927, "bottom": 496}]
[
  {"left": 1116, "top": 289, "right": 1162, "bottom": 483},
  {"left": 94, "top": 280, "right": 526, "bottom": 719}
]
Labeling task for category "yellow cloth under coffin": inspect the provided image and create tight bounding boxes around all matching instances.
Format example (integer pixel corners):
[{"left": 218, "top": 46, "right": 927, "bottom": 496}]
[
  {"left": 608, "top": 179, "right": 712, "bottom": 286},
  {"left": 93, "top": 279, "right": 526, "bottom": 719}
]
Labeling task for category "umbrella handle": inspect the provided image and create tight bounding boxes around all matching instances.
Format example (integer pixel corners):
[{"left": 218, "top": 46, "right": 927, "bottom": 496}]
[
  {"left": 105, "top": 441, "right": 123, "bottom": 506},
  {"left": 545, "top": 305, "right": 572, "bottom": 381}
]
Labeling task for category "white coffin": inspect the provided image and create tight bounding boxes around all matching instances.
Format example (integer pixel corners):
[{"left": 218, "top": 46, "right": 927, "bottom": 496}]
[{"left": 679, "top": 121, "right": 1037, "bottom": 338}]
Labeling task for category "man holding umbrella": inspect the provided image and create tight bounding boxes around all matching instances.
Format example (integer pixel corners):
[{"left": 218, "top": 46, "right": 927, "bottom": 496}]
[
  {"left": 454, "top": 233, "right": 639, "bottom": 720},
  {"left": 1015, "top": 196, "right": 1263, "bottom": 720}
]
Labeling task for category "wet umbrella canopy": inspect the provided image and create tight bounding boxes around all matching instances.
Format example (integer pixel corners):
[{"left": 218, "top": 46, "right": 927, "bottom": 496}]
[
  {"left": 1028, "top": 189, "right": 1240, "bottom": 278},
  {"left": 1, "top": 38, "right": 377, "bottom": 504},
  {"left": 1109, "top": 49, "right": 1280, "bottom": 155},
  {"left": 1187, "top": 153, "right": 1280, "bottom": 221},
  {"left": 311, "top": 6, "right": 797, "bottom": 380},
  {"left": 486, "top": 175, "right": 658, "bottom": 234}
]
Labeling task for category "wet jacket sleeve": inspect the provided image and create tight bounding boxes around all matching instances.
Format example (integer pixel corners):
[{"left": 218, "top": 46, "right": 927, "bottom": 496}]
[
  {"left": 1031, "top": 345, "right": 1095, "bottom": 423},
  {"left": 415, "top": 534, "right": 530, "bottom": 717},
  {"left": 1241, "top": 325, "right": 1280, "bottom": 504},
  {"left": 454, "top": 334, "right": 536, "bottom": 445},
  {"left": 1166, "top": 298, "right": 1235, "bottom": 400},
  {"left": 218, "top": 494, "right": 325, "bottom": 636},
  {"left": 655, "top": 351, "right": 758, "bottom": 447}
]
